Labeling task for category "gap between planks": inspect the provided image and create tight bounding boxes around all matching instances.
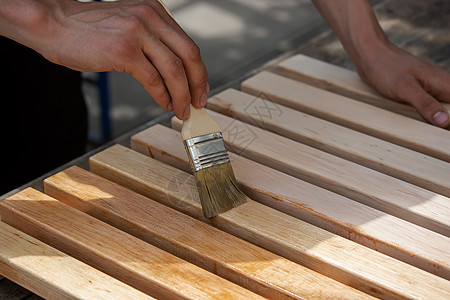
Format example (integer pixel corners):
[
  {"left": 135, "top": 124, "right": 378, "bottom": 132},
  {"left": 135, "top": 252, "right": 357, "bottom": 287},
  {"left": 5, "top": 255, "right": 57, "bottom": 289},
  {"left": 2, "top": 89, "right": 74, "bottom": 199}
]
[
  {"left": 206, "top": 88, "right": 450, "bottom": 198},
  {"left": 91, "top": 143, "right": 450, "bottom": 299},
  {"left": 132, "top": 124, "right": 450, "bottom": 280},
  {"left": 276, "top": 54, "right": 450, "bottom": 121},
  {"left": 170, "top": 111, "right": 450, "bottom": 238},
  {"left": 241, "top": 71, "right": 450, "bottom": 162},
  {"left": 0, "top": 221, "right": 153, "bottom": 300},
  {"left": 44, "top": 165, "right": 373, "bottom": 300},
  {"left": 0, "top": 188, "right": 263, "bottom": 300}
]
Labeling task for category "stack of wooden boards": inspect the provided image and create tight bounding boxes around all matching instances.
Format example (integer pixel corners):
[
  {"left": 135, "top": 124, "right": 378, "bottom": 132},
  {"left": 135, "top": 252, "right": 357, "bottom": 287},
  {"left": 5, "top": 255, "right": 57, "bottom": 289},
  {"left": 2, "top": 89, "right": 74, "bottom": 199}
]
[{"left": 1, "top": 54, "right": 449, "bottom": 299}]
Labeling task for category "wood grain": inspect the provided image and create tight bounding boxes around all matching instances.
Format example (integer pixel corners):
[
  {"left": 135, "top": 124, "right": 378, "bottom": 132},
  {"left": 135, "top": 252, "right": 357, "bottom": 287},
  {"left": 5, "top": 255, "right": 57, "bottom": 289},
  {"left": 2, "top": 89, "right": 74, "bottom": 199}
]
[
  {"left": 171, "top": 111, "right": 450, "bottom": 238},
  {"left": 207, "top": 88, "right": 450, "bottom": 197},
  {"left": 44, "top": 165, "right": 373, "bottom": 300},
  {"left": 0, "top": 221, "right": 153, "bottom": 300},
  {"left": 241, "top": 71, "right": 450, "bottom": 162},
  {"left": 132, "top": 124, "right": 450, "bottom": 278},
  {"left": 277, "top": 54, "right": 450, "bottom": 120},
  {"left": 0, "top": 188, "right": 263, "bottom": 300},
  {"left": 90, "top": 143, "right": 450, "bottom": 299}
]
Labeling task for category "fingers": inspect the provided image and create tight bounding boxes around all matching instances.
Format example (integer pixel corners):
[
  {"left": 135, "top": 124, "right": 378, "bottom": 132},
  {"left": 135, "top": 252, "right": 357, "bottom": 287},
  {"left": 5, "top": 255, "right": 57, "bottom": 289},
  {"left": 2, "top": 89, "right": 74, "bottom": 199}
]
[
  {"left": 411, "top": 64, "right": 450, "bottom": 127},
  {"left": 175, "top": 39, "right": 209, "bottom": 109},
  {"left": 130, "top": 53, "right": 173, "bottom": 112},
  {"left": 135, "top": 1, "right": 208, "bottom": 119},
  {"left": 142, "top": 38, "right": 192, "bottom": 119},
  {"left": 152, "top": 0, "right": 210, "bottom": 109},
  {"left": 396, "top": 75, "right": 450, "bottom": 127}
]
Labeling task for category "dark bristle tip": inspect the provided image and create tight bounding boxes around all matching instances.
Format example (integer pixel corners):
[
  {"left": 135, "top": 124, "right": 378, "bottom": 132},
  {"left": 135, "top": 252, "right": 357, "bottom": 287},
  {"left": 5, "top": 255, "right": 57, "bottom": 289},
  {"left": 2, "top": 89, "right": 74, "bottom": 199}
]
[{"left": 193, "top": 163, "right": 247, "bottom": 218}]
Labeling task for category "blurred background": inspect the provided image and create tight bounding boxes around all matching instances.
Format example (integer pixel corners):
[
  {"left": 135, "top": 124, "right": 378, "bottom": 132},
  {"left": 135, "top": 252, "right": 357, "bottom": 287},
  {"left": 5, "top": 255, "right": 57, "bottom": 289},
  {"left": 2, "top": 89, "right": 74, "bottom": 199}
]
[
  {"left": 82, "top": 0, "right": 449, "bottom": 148},
  {"left": 82, "top": 0, "right": 330, "bottom": 146}
]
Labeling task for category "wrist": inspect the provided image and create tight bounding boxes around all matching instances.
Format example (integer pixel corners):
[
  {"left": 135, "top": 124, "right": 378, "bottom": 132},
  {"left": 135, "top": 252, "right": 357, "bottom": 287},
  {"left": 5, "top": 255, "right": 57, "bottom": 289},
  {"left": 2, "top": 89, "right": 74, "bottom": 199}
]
[{"left": 0, "top": 0, "right": 68, "bottom": 55}]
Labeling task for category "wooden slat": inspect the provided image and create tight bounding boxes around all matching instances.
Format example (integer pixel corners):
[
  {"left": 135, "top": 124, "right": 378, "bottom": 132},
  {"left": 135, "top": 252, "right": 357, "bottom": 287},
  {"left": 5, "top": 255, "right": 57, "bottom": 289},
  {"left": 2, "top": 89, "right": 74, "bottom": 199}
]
[
  {"left": 207, "top": 89, "right": 450, "bottom": 197},
  {"left": 277, "top": 54, "right": 450, "bottom": 120},
  {"left": 0, "top": 221, "right": 153, "bottom": 300},
  {"left": 44, "top": 165, "right": 373, "bottom": 300},
  {"left": 91, "top": 143, "right": 450, "bottom": 299},
  {"left": 171, "top": 111, "right": 450, "bottom": 238},
  {"left": 0, "top": 188, "right": 263, "bottom": 300},
  {"left": 241, "top": 71, "right": 450, "bottom": 162},
  {"left": 133, "top": 124, "right": 450, "bottom": 277}
]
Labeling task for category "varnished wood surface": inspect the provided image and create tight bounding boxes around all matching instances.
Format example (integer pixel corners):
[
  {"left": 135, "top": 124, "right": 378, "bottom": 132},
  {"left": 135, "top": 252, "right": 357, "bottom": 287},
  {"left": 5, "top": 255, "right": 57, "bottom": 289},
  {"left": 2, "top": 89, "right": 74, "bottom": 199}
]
[
  {"left": 0, "top": 188, "right": 262, "bottom": 299},
  {"left": 0, "top": 221, "right": 153, "bottom": 300},
  {"left": 171, "top": 110, "right": 450, "bottom": 239},
  {"left": 43, "top": 165, "right": 373, "bottom": 300},
  {"left": 132, "top": 124, "right": 450, "bottom": 278},
  {"left": 2, "top": 0, "right": 449, "bottom": 297},
  {"left": 92, "top": 144, "right": 450, "bottom": 299}
]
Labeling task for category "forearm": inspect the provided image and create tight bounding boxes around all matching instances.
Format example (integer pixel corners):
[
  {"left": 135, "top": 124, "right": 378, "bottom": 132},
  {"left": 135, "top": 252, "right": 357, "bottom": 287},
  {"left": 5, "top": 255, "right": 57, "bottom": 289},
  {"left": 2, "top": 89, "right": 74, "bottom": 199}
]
[
  {"left": 311, "top": 0, "right": 391, "bottom": 69},
  {"left": 0, "top": 0, "right": 209, "bottom": 120},
  {"left": 312, "top": 0, "right": 450, "bottom": 128},
  {"left": 0, "top": 0, "right": 62, "bottom": 52}
]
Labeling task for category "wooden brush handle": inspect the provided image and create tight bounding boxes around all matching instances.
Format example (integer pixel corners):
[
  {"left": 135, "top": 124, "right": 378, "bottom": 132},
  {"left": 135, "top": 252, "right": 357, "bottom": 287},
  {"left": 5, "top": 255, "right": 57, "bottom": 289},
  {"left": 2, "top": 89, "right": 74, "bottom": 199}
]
[{"left": 181, "top": 104, "right": 222, "bottom": 140}]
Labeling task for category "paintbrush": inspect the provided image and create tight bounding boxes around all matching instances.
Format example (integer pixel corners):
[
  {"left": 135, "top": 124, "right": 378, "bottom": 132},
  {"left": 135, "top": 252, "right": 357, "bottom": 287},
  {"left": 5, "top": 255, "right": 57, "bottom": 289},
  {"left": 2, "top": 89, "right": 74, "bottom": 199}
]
[
  {"left": 157, "top": 0, "right": 246, "bottom": 217},
  {"left": 182, "top": 104, "right": 247, "bottom": 218}
]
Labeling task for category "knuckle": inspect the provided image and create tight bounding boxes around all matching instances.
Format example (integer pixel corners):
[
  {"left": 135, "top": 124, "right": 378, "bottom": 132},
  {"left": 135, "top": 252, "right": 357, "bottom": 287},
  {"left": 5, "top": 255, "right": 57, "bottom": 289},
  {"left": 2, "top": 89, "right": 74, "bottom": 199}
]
[
  {"left": 134, "top": 3, "right": 158, "bottom": 19},
  {"left": 191, "top": 75, "right": 207, "bottom": 90},
  {"left": 184, "top": 40, "right": 201, "bottom": 61},
  {"left": 168, "top": 57, "right": 185, "bottom": 79},
  {"left": 155, "top": 89, "right": 172, "bottom": 107},
  {"left": 416, "top": 96, "right": 436, "bottom": 112},
  {"left": 146, "top": 69, "right": 163, "bottom": 87},
  {"left": 121, "top": 15, "right": 145, "bottom": 32}
]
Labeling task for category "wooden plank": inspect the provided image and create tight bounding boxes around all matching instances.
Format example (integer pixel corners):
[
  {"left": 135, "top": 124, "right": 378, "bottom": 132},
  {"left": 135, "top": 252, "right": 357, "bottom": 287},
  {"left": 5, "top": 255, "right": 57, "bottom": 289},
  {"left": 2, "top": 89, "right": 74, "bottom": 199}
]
[
  {"left": 44, "top": 165, "right": 373, "bottom": 300},
  {"left": 171, "top": 111, "right": 450, "bottom": 238},
  {"left": 132, "top": 124, "right": 450, "bottom": 276},
  {"left": 241, "top": 71, "right": 450, "bottom": 162},
  {"left": 206, "top": 88, "right": 450, "bottom": 197},
  {"left": 0, "top": 221, "right": 153, "bottom": 300},
  {"left": 277, "top": 54, "right": 450, "bottom": 119},
  {"left": 0, "top": 188, "right": 263, "bottom": 300},
  {"left": 91, "top": 143, "right": 450, "bottom": 299}
]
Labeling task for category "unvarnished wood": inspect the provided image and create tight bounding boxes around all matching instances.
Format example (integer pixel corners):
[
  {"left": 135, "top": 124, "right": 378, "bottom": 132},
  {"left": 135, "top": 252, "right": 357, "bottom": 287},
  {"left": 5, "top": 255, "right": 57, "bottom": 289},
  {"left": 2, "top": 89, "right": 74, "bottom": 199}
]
[
  {"left": 277, "top": 54, "right": 450, "bottom": 120},
  {"left": 90, "top": 144, "right": 450, "bottom": 299},
  {"left": 171, "top": 111, "right": 450, "bottom": 238},
  {"left": 0, "top": 188, "right": 263, "bottom": 300},
  {"left": 133, "top": 124, "right": 450, "bottom": 278},
  {"left": 44, "top": 166, "right": 373, "bottom": 300},
  {"left": 0, "top": 221, "right": 153, "bottom": 300},
  {"left": 206, "top": 88, "right": 450, "bottom": 197},
  {"left": 241, "top": 71, "right": 450, "bottom": 162}
]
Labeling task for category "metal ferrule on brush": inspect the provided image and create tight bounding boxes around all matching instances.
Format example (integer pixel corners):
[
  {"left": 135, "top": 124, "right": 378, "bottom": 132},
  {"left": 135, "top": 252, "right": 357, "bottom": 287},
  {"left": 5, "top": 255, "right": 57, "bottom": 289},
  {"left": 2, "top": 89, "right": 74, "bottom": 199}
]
[{"left": 184, "top": 132, "right": 230, "bottom": 172}]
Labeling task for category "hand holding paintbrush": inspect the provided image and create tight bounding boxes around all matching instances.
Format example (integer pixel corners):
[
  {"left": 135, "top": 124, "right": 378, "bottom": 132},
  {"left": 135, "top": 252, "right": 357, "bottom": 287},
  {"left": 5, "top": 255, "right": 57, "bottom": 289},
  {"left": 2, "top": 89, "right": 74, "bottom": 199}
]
[
  {"left": 157, "top": 1, "right": 247, "bottom": 217},
  {"left": 181, "top": 104, "right": 247, "bottom": 218}
]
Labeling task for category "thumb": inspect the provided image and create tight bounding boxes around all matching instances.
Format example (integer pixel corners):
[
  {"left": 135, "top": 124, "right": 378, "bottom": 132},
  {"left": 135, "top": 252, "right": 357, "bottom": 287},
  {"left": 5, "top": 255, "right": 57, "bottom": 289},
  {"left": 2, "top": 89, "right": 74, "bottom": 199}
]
[
  {"left": 406, "top": 83, "right": 449, "bottom": 127},
  {"left": 392, "top": 67, "right": 450, "bottom": 127}
]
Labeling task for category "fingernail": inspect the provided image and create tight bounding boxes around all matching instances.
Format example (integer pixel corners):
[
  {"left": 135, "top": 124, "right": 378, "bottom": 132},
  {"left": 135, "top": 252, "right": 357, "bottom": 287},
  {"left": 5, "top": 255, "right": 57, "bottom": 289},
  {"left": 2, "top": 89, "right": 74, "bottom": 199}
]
[
  {"left": 167, "top": 102, "right": 173, "bottom": 111},
  {"left": 433, "top": 111, "right": 449, "bottom": 126},
  {"left": 183, "top": 105, "right": 190, "bottom": 119},
  {"left": 200, "top": 92, "right": 207, "bottom": 107}
]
